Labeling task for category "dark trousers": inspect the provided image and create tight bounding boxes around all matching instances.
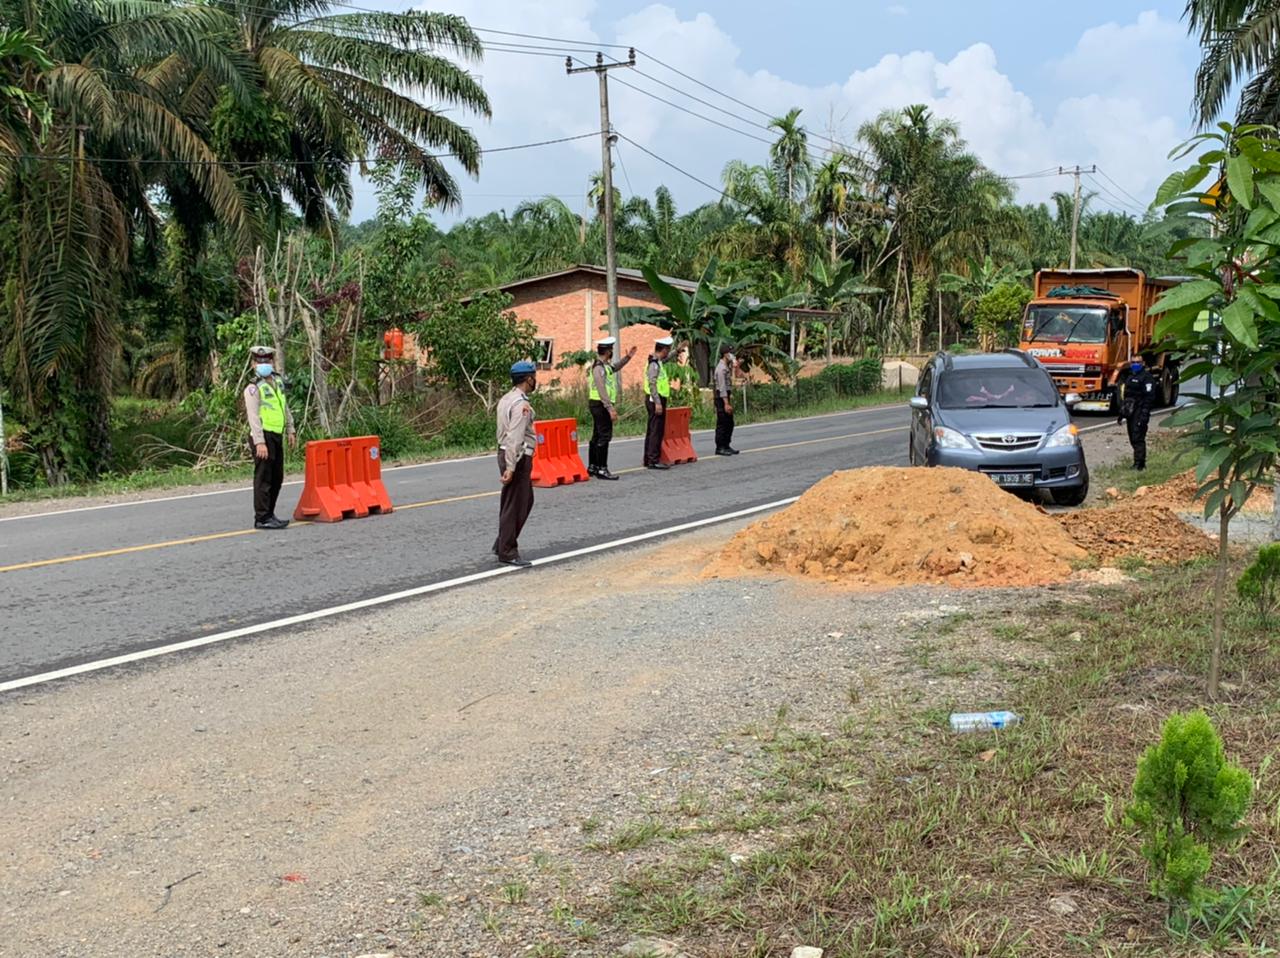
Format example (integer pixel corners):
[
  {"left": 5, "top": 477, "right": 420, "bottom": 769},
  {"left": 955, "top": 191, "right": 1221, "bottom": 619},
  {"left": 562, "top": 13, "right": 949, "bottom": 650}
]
[
  {"left": 644, "top": 398, "right": 666, "bottom": 466},
  {"left": 494, "top": 453, "right": 534, "bottom": 561},
  {"left": 253, "top": 430, "right": 284, "bottom": 523},
  {"left": 1126, "top": 407, "right": 1151, "bottom": 468},
  {"left": 714, "top": 394, "right": 735, "bottom": 450},
  {"left": 588, "top": 400, "right": 613, "bottom": 470}
]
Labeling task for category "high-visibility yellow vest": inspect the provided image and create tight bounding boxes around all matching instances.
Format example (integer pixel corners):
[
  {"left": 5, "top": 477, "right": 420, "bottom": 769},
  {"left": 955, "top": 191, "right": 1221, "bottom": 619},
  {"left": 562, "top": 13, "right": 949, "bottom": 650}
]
[
  {"left": 258, "top": 380, "right": 286, "bottom": 433},
  {"left": 588, "top": 362, "right": 619, "bottom": 403},
  {"left": 649, "top": 360, "right": 671, "bottom": 399}
]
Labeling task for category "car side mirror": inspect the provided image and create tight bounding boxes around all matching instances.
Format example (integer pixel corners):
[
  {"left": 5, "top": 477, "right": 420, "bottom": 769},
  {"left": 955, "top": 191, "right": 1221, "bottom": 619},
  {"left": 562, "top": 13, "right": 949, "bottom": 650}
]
[
  {"left": 1064, "top": 392, "right": 1081, "bottom": 407},
  {"left": 909, "top": 395, "right": 929, "bottom": 410}
]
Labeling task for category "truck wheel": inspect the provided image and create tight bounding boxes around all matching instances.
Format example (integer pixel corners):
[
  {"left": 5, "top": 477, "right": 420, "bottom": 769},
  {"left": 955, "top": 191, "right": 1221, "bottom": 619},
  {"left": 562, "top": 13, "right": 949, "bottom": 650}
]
[{"left": 1160, "top": 367, "right": 1176, "bottom": 407}]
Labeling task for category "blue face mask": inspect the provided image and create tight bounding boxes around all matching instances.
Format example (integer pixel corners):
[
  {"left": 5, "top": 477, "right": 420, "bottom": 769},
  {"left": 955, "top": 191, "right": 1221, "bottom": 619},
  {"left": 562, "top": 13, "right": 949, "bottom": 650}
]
[
  {"left": 255, "top": 363, "right": 274, "bottom": 378},
  {"left": 1130, "top": 362, "right": 1143, "bottom": 374}
]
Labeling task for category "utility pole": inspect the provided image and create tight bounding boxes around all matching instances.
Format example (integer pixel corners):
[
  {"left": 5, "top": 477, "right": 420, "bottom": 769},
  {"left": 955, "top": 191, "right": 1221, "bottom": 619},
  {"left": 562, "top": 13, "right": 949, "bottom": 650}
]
[
  {"left": 1059, "top": 165, "right": 1096, "bottom": 270},
  {"left": 568, "top": 49, "right": 635, "bottom": 363}
]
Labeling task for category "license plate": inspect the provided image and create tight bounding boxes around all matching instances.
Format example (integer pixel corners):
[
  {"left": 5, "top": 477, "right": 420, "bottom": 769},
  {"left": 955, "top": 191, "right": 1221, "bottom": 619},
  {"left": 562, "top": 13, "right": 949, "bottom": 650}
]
[{"left": 990, "top": 471, "right": 1036, "bottom": 487}]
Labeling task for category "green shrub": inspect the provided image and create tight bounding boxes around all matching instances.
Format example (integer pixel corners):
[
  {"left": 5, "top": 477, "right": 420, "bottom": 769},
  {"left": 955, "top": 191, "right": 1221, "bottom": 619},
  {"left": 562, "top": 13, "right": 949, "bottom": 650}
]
[
  {"left": 1236, "top": 543, "right": 1280, "bottom": 626},
  {"left": 344, "top": 403, "right": 426, "bottom": 460},
  {"left": 1125, "top": 711, "right": 1253, "bottom": 918}
]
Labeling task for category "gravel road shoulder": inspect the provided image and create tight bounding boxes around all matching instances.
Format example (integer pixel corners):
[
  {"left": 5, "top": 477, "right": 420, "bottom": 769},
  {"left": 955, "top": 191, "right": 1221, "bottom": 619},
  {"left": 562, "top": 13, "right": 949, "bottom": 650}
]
[{"left": 3, "top": 510, "right": 1121, "bottom": 958}]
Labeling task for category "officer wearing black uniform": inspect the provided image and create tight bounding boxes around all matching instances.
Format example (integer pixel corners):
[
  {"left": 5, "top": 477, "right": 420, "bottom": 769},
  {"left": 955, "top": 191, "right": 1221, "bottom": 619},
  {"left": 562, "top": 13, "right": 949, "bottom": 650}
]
[{"left": 1118, "top": 355, "right": 1157, "bottom": 470}]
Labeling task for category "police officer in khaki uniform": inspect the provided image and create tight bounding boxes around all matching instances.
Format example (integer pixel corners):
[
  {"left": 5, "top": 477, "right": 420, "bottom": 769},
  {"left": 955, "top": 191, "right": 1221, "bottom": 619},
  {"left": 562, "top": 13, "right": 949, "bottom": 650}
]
[
  {"left": 494, "top": 360, "right": 538, "bottom": 567},
  {"left": 244, "top": 345, "right": 295, "bottom": 530},
  {"left": 587, "top": 336, "right": 637, "bottom": 480},
  {"left": 643, "top": 336, "right": 674, "bottom": 470},
  {"left": 713, "top": 343, "right": 739, "bottom": 455}
]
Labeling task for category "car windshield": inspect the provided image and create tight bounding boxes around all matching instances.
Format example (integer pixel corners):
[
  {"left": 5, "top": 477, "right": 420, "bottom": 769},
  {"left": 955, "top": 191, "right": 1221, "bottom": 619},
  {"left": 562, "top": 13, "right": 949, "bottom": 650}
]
[
  {"left": 1024, "top": 306, "right": 1108, "bottom": 344},
  {"left": 938, "top": 369, "right": 1059, "bottom": 409}
]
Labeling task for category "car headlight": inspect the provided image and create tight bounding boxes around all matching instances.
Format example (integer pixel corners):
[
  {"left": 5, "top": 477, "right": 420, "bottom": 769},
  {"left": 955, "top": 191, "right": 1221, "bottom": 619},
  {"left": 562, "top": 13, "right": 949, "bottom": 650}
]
[
  {"left": 933, "top": 426, "right": 972, "bottom": 449},
  {"left": 1045, "top": 424, "right": 1080, "bottom": 447}
]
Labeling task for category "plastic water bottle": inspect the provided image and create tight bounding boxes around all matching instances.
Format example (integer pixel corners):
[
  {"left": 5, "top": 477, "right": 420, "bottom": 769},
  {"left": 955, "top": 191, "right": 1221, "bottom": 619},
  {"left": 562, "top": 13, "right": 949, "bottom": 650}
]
[{"left": 950, "top": 710, "right": 1021, "bottom": 733}]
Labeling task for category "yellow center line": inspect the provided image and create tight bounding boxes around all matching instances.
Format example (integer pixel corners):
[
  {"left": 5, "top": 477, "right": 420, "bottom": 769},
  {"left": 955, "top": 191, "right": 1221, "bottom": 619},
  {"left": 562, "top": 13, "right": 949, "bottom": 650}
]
[
  {"left": 0, "top": 529, "right": 258, "bottom": 574},
  {"left": 2, "top": 424, "right": 907, "bottom": 574}
]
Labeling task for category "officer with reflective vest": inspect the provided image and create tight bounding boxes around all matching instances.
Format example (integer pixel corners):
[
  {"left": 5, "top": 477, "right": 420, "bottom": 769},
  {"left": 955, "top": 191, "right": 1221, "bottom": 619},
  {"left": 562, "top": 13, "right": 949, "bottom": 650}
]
[
  {"left": 244, "top": 345, "right": 295, "bottom": 530},
  {"left": 643, "top": 336, "right": 674, "bottom": 470},
  {"left": 587, "top": 336, "right": 637, "bottom": 480}
]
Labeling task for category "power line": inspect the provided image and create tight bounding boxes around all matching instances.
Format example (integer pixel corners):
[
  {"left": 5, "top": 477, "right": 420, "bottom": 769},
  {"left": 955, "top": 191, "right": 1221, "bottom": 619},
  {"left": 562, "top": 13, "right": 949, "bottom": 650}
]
[
  {"left": 614, "top": 139, "right": 635, "bottom": 195},
  {"left": 615, "top": 131, "right": 746, "bottom": 209},
  {"left": 1094, "top": 167, "right": 1151, "bottom": 211},
  {"left": 1083, "top": 173, "right": 1149, "bottom": 218},
  {"left": 13, "top": 131, "right": 599, "bottom": 167}
]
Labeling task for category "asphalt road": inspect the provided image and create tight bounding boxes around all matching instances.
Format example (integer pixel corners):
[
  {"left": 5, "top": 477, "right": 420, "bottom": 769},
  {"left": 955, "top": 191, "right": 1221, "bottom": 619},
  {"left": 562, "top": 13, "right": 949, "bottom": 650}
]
[{"left": 0, "top": 406, "right": 915, "bottom": 685}]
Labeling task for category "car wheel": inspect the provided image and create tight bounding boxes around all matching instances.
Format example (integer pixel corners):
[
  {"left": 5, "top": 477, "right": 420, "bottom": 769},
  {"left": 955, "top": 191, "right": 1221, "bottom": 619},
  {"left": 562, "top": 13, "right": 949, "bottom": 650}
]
[
  {"left": 908, "top": 439, "right": 915, "bottom": 466},
  {"left": 1051, "top": 474, "right": 1090, "bottom": 507}
]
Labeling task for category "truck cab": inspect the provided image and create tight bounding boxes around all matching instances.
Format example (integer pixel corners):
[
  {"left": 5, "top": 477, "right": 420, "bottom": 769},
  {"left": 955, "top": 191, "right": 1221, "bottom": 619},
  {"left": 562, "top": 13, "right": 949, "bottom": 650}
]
[{"left": 1018, "top": 268, "right": 1182, "bottom": 413}]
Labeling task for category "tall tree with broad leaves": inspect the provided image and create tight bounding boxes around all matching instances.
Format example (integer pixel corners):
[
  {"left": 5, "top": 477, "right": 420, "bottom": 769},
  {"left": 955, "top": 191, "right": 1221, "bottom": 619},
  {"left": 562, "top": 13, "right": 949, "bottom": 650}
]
[{"left": 0, "top": 0, "right": 253, "bottom": 484}]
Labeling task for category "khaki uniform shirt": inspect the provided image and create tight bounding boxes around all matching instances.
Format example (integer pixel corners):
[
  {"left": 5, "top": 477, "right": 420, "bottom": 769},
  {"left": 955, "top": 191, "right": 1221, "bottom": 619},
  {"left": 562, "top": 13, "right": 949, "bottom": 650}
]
[
  {"left": 714, "top": 359, "right": 733, "bottom": 398},
  {"left": 244, "top": 378, "right": 296, "bottom": 445},
  {"left": 496, "top": 387, "right": 536, "bottom": 472}
]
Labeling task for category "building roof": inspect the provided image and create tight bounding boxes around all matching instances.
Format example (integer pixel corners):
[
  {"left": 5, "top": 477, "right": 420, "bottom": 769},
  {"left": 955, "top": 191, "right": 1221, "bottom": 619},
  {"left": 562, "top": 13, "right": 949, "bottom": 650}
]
[{"left": 464, "top": 264, "right": 698, "bottom": 301}]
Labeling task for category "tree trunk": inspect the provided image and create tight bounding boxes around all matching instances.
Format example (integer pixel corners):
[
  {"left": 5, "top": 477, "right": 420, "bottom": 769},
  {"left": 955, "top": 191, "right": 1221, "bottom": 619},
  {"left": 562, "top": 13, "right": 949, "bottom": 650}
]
[
  {"left": 1272, "top": 473, "right": 1279, "bottom": 541},
  {"left": 1209, "top": 503, "right": 1231, "bottom": 699}
]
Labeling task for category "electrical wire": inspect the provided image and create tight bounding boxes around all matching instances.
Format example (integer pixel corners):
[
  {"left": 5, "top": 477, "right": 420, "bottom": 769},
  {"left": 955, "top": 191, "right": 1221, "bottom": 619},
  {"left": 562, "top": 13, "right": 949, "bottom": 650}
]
[
  {"left": 12, "top": 131, "right": 600, "bottom": 167},
  {"left": 1094, "top": 167, "right": 1151, "bottom": 211},
  {"left": 613, "top": 138, "right": 635, "bottom": 195},
  {"left": 614, "top": 131, "right": 747, "bottom": 208}
]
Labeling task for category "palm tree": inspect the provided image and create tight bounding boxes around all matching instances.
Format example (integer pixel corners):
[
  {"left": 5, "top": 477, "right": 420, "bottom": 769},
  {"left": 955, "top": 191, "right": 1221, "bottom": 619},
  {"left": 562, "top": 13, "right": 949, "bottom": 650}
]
[
  {"left": 811, "top": 152, "right": 859, "bottom": 265},
  {"left": 511, "top": 196, "right": 586, "bottom": 275},
  {"left": 856, "top": 104, "right": 1016, "bottom": 350},
  {"left": 1186, "top": 0, "right": 1280, "bottom": 125},
  {"left": 211, "top": 2, "right": 490, "bottom": 227},
  {"left": 0, "top": 0, "right": 254, "bottom": 483},
  {"left": 768, "top": 107, "right": 811, "bottom": 207}
]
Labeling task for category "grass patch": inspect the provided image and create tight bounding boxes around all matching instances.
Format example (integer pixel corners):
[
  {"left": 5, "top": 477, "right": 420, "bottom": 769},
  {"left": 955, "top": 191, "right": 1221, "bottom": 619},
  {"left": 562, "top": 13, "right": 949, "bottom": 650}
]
[
  {"left": 1090, "top": 428, "right": 1196, "bottom": 496},
  {"left": 590, "top": 562, "right": 1280, "bottom": 956}
]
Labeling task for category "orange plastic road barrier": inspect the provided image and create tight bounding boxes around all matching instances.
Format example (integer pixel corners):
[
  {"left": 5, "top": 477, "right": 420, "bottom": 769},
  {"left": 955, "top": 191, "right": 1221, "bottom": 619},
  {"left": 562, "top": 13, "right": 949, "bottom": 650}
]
[
  {"left": 530, "top": 418, "right": 590, "bottom": 488},
  {"left": 293, "top": 436, "right": 393, "bottom": 522},
  {"left": 660, "top": 406, "right": 698, "bottom": 465}
]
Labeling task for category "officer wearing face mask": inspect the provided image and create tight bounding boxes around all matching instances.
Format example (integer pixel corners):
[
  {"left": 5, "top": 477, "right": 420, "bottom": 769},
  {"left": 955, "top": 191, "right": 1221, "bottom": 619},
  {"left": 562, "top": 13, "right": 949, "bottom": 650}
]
[
  {"left": 1118, "top": 353, "right": 1157, "bottom": 470},
  {"left": 244, "top": 345, "right": 295, "bottom": 530}
]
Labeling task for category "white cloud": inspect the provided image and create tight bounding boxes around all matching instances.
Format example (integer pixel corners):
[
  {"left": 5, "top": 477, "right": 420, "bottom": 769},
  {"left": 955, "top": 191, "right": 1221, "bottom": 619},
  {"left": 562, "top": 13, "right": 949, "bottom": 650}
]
[
  {"left": 360, "top": 3, "right": 1196, "bottom": 224},
  {"left": 887, "top": 4, "right": 908, "bottom": 15}
]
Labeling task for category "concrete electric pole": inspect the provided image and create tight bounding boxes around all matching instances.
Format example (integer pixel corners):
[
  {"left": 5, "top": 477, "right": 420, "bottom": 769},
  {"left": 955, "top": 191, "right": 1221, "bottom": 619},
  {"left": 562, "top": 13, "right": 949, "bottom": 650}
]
[
  {"left": 1059, "top": 165, "right": 1096, "bottom": 271},
  {"left": 568, "top": 50, "right": 636, "bottom": 362}
]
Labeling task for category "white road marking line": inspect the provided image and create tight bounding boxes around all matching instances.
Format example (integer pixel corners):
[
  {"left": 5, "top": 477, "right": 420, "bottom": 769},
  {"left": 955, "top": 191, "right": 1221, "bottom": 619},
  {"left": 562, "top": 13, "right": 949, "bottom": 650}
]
[
  {"left": 0, "top": 405, "right": 905, "bottom": 524},
  {"left": 0, "top": 497, "right": 799, "bottom": 694}
]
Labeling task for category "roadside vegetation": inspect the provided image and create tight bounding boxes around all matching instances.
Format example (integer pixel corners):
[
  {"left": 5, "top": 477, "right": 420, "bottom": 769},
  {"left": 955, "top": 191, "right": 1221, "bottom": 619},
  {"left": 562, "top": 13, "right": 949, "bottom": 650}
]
[{"left": 444, "top": 559, "right": 1279, "bottom": 957}]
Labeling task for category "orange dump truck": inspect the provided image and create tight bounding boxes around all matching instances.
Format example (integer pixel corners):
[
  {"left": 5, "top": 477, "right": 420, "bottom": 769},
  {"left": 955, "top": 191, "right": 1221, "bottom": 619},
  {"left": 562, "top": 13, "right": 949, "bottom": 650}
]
[{"left": 1017, "top": 268, "right": 1183, "bottom": 413}]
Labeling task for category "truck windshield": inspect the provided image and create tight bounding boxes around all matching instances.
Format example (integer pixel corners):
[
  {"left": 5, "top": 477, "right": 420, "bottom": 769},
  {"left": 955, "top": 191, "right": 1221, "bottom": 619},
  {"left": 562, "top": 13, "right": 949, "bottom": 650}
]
[
  {"left": 938, "top": 369, "right": 1059, "bottom": 409},
  {"left": 1025, "top": 306, "right": 1108, "bottom": 344}
]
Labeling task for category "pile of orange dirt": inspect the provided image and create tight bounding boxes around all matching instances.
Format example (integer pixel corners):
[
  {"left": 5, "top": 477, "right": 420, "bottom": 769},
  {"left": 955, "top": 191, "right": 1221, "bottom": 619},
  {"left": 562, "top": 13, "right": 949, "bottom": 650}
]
[
  {"left": 1055, "top": 504, "right": 1216, "bottom": 564},
  {"left": 704, "top": 466, "right": 1088, "bottom": 589},
  {"left": 1136, "top": 469, "right": 1273, "bottom": 513}
]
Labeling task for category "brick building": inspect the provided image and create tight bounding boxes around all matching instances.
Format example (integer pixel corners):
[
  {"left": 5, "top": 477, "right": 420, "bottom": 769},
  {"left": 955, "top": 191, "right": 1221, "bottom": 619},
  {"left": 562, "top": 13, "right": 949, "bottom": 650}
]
[{"left": 470, "top": 265, "right": 695, "bottom": 385}]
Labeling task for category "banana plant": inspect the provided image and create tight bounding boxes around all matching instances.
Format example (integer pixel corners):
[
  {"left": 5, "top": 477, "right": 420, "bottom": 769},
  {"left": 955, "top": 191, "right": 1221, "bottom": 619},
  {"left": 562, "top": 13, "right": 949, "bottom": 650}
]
[{"left": 618, "top": 259, "right": 800, "bottom": 384}]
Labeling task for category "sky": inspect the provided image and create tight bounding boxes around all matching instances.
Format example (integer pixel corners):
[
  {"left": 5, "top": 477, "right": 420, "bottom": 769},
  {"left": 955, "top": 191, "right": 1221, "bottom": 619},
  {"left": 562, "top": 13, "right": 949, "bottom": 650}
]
[{"left": 348, "top": 0, "right": 1204, "bottom": 225}]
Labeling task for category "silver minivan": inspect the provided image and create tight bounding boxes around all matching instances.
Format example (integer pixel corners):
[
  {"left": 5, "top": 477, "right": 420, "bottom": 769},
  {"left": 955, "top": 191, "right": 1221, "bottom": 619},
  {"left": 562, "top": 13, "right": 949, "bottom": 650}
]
[{"left": 908, "top": 350, "right": 1089, "bottom": 506}]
